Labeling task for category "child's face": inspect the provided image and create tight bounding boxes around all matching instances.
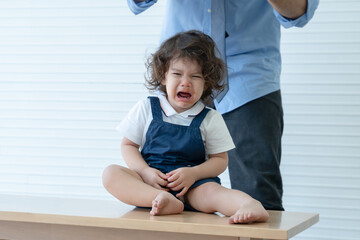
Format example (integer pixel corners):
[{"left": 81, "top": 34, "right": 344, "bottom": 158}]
[{"left": 162, "top": 57, "right": 206, "bottom": 113}]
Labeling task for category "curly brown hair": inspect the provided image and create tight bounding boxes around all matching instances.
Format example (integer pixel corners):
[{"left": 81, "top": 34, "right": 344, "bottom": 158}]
[{"left": 145, "top": 30, "right": 226, "bottom": 104}]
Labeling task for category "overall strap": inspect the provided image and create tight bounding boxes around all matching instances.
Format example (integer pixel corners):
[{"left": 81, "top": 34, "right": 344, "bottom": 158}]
[
  {"left": 148, "top": 96, "right": 163, "bottom": 121},
  {"left": 190, "top": 107, "right": 210, "bottom": 128}
]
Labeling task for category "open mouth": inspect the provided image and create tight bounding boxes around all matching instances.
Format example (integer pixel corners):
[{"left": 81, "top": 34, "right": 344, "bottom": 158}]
[{"left": 177, "top": 91, "right": 192, "bottom": 99}]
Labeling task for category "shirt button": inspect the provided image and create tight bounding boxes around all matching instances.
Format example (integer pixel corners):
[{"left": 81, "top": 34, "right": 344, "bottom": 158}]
[{"left": 207, "top": 9, "right": 211, "bottom": 13}]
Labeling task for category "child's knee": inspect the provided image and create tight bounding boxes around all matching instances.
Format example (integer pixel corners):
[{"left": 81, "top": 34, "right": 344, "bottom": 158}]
[
  {"left": 189, "top": 182, "right": 222, "bottom": 202},
  {"left": 102, "top": 164, "right": 122, "bottom": 188},
  {"left": 201, "top": 182, "right": 223, "bottom": 196}
]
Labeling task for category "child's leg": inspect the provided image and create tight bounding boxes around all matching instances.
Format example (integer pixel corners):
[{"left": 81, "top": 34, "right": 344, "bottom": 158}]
[
  {"left": 102, "top": 164, "right": 184, "bottom": 215},
  {"left": 185, "top": 182, "right": 269, "bottom": 223}
]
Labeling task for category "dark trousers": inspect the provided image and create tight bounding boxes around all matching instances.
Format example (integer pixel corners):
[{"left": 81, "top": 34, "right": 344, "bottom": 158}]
[{"left": 222, "top": 90, "right": 284, "bottom": 210}]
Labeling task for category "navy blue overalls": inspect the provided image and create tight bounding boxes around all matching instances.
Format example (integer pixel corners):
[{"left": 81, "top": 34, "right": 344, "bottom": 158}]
[{"left": 141, "top": 97, "right": 221, "bottom": 197}]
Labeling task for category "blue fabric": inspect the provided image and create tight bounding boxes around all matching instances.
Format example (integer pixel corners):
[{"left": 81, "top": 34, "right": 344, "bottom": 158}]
[
  {"left": 127, "top": 0, "right": 319, "bottom": 114},
  {"left": 141, "top": 97, "right": 221, "bottom": 193}
]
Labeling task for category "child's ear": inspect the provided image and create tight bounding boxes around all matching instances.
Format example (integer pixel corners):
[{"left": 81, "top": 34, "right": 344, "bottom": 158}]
[{"left": 160, "top": 77, "right": 166, "bottom": 86}]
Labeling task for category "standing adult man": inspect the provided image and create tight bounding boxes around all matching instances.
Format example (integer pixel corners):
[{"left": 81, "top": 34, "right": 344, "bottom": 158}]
[{"left": 127, "top": 0, "right": 319, "bottom": 210}]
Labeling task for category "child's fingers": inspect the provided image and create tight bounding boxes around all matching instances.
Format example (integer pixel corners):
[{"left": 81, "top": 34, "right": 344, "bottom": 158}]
[
  {"left": 157, "top": 178, "right": 168, "bottom": 187},
  {"left": 166, "top": 175, "right": 177, "bottom": 182},
  {"left": 166, "top": 181, "right": 176, "bottom": 189},
  {"left": 168, "top": 183, "right": 183, "bottom": 191},
  {"left": 176, "top": 187, "right": 188, "bottom": 197},
  {"left": 166, "top": 168, "right": 182, "bottom": 176},
  {"left": 152, "top": 181, "right": 169, "bottom": 191},
  {"left": 157, "top": 170, "right": 168, "bottom": 180},
  {"left": 165, "top": 171, "right": 175, "bottom": 179},
  {"left": 166, "top": 176, "right": 182, "bottom": 188},
  {"left": 166, "top": 172, "right": 181, "bottom": 182}
]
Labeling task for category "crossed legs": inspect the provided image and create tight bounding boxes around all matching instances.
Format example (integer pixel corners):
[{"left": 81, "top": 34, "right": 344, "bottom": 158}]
[{"left": 102, "top": 165, "right": 268, "bottom": 223}]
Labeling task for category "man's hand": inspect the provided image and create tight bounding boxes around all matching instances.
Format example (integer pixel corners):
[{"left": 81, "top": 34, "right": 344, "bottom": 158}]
[
  {"left": 166, "top": 167, "right": 197, "bottom": 197},
  {"left": 139, "top": 167, "right": 169, "bottom": 191}
]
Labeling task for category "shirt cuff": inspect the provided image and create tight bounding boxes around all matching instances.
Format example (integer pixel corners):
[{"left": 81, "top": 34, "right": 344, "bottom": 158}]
[
  {"left": 274, "top": 0, "right": 319, "bottom": 28},
  {"left": 127, "top": 0, "right": 158, "bottom": 15}
]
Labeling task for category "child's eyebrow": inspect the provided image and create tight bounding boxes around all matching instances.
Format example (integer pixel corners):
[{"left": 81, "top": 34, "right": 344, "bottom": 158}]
[
  {"left": 170, "top": 67, "right": 202, "bottom": 75},
  {"left": 170, "top": 67, "right": 181, "bottom": 71}
]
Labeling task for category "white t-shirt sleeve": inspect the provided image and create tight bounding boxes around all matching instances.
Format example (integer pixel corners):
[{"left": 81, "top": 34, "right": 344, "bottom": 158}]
[
  {"left": 115, "top": 99, "right": 149, "bottom": 146},
  {"left": 201, "top": 109, "right": 235, "bottom": 155}
]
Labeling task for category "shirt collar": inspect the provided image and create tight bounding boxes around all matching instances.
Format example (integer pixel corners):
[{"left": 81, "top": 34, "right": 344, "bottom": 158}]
[{"left": 157, "top": 93, "right": 205, "bottom": 118}]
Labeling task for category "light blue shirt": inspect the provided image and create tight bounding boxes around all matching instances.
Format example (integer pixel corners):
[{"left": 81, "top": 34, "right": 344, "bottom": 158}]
[{"left": 127, "top": 0, "right": 319, "bottom": 114}]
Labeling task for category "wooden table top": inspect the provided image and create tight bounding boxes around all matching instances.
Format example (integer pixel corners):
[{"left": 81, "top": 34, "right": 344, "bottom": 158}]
[{"left": 0, "top": 194, "right": 319, "bottom": 240}]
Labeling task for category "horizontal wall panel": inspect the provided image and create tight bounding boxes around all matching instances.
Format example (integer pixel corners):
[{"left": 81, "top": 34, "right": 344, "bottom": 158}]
[
  {"left": 0, "top": 54, "right": 146, "bottom": 64},
  {"left": 0, "top": 154, "right": 119, "bottom": 165},
  {"left": 0, "top": 73, "right": 144, "bottom": 83},
  {"left": 0, "top": 119, "right": 119, "bottom": 130},
  {"left": 0, "top": 82, "right": 147, "bottom": 91},
  {"left": 281, "top": 42, "right": 360, "bottom": 54},
  {"left": 0, "top": 44, "right": 158, "bottom": 54}
]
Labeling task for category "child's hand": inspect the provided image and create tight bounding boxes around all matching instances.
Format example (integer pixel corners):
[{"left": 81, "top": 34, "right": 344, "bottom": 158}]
[
  {"left": 166, "top": 167, "right": 197, "bottom": 197},
  {"left": 140, "top": 167, "right": 169, "bottom": 191}
]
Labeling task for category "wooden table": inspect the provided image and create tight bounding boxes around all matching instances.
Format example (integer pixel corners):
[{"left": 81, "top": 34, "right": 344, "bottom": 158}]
[{"left": 0, "top": 195, "right": 318, "bottom": 240}]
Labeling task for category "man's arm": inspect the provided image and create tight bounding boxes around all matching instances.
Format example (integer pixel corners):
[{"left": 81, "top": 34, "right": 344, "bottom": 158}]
[{"left": 268, "top": 0, "right": 307, "bottom": 19}]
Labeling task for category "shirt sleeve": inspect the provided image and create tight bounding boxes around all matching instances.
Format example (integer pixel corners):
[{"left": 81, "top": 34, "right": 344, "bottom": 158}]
[
  {"left": 127, "top": 0, "right": 158, "bottom": 15},
  {"left": 201, "top": 109, "right": 235, "bottom": 155},
  {"left": 273, "top": 0, "right": 319, "bottom": 28},
  {"left": 116, "top": 99, "right": 149, "bottom": 146}
]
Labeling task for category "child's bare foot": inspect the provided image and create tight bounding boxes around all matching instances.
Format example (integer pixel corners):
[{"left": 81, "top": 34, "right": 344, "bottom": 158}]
[
  {"left": 150, "top": 191, "right": 184, "bottom": 216},
  {"left": 228, "top": 200, "right": 269, "bottom": 224}
]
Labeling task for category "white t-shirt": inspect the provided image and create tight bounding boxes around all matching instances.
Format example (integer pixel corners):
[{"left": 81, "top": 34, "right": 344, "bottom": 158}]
[{"left": 117, "top": 94, "right": 235, "bottom": 155}]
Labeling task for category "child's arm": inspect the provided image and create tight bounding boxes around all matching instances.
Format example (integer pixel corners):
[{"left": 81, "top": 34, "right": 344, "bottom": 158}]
[
  {"left": 121, "top": 137, "right": 169, "bottom": 191},
  {"left": 166, "top": 152, "right": 228, "bottom": 197}
]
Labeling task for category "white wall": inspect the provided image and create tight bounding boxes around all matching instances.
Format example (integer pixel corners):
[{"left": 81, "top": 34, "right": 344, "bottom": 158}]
[
  {"left": 0, "top": 1, "right": 359, "bottom": 239},
  {"left": 280, "top": 1, "right": 360, "bottom": 239},
  {"left": 0, "top": 0, "right": 163, "bottom": 198}
]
